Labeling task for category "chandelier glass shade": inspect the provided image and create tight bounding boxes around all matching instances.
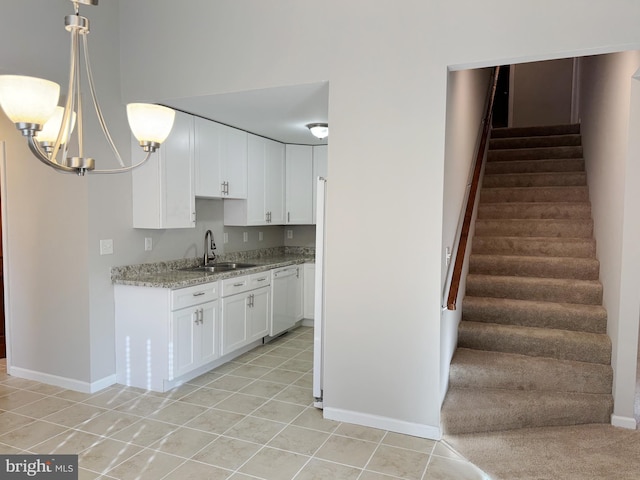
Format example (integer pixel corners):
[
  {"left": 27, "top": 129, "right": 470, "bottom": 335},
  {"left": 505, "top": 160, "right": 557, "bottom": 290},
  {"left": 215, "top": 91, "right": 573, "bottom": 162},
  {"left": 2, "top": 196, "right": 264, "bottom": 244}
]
[{"left": 0, "top": 0, "right": 175, "bottom": 176}]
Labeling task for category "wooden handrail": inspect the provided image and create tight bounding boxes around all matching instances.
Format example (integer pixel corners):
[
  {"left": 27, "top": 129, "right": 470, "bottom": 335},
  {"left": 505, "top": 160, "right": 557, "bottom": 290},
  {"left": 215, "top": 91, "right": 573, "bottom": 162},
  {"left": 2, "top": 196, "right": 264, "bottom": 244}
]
[{"left": 445, "top": 66, "right": 500, "bottom": 310}]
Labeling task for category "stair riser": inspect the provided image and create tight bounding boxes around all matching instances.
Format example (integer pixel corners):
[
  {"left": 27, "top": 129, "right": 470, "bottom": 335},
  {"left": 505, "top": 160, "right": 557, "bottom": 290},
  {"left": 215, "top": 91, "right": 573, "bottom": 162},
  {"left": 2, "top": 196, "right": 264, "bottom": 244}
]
[
  {"left": 458, "top": 324, "right": 611, "bottom": 364},
  {"left": 474, "top": 219, "right": 593, "bottom": 238},
  {"left": 472, "top": 237, "right": 596, "bottom": 258},
  {"left": 442, "top": 389, "right": 612, "bottom": 435},
  {"left": 485, "top": 158, "right": 585, "bottom": 175},
  {"left": 489, "top": 134, "right": 581, "bottom": 150},
  {"left": 449, "top": 350, "right": 613, "bottom": 394},
  {"left": 478, "top": 203, "right": 592, "bottom": 220},
  {"left": 488, "top": 146, "right": 583, "bottom": 162},
  {"left": 491, "top": 124, "right": 580, "bottom": 139},
  {"left": 481, "top": 186, "right": 589, "bottom": 203},
  {"left": 483, "top": 172, "right": 586, "bottom": 188},
  {"left": 462, "top": 297, "right": 607, "bottom": 333},
  {"left": 469, "top": 255, "right": 599, "bottom": 280},
  {"left": 466, "top": 275, "right": 603, "bottom": 305}
]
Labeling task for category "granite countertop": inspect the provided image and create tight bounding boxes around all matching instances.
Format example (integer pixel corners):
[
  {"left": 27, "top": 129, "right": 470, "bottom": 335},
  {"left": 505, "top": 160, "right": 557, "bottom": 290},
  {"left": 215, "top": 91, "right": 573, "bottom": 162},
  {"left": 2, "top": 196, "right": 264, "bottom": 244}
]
[{"left": 111, "top": 247, "right": 314, "bottom": 289}]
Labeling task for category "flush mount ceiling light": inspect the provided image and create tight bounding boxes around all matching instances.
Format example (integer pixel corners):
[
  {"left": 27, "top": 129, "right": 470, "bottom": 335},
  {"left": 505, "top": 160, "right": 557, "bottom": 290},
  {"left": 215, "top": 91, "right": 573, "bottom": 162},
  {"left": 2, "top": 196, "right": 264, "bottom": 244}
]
[
  {"left": 306, "top": 123, "right": 329, "bottom": 139},
  {"left": 0, "top": 0, "right": 175, "bottom": 176}
]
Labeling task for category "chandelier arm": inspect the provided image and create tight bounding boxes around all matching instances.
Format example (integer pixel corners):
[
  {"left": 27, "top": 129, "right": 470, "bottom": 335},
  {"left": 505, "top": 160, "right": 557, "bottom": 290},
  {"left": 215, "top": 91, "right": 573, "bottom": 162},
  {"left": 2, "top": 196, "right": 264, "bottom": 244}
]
[
  {"left": 90, "top": 150, "right": 153, "bottom": 174},
  {"left": 82, "top": 34, "right": 126, "bottom": 168},
  {"left": 26, "top": 136, "right": 77, "bottom": 173},
  {"left": 50, "top": 27, "right": 80, "bottom": 166}
]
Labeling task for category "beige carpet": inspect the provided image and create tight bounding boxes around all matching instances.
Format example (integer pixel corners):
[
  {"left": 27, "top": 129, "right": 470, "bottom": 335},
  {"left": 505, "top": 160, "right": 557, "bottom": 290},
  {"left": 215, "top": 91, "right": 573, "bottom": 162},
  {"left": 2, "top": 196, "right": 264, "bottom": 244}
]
[{"left": 445, "top": 424, "right": 640, "bottom": 480}]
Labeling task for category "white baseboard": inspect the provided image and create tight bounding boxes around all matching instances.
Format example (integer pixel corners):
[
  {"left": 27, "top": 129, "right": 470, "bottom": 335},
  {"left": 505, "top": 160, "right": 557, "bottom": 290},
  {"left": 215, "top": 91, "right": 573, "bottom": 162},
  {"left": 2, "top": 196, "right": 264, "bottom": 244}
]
[
  {"left": 301, "top": 319, "right": 314, "bottom": 327},
  {"left": 8, "top": 366, "right": 116, "bottom": 394},
  {"left": 323, "top": 406, "right": 441, "bottom": 440},
  {"left": 611, "top": 414, "right": 637, "bottom": 430}
]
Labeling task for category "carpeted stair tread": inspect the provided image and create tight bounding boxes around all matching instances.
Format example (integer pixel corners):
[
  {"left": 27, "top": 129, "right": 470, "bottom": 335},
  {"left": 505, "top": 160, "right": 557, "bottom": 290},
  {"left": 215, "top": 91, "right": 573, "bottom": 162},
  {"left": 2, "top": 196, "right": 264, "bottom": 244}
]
[
  {"left": 480, "top": 185, "right": 589, "bottom": 203},
  {"left": 488, "top": 146, "right": 583, "bottom": 162},
  {"left": 483, "top": 172, "right": 586, "bottom": 188},
  {"left": 458, "top": 321, "right": 611, "bottom": 364},
  {"left": 489, "top": 134, "right": 581, "bottom": 150},
  {"left": 471, "top": 236, "right": 596, "bottom": 258},
  {"left": 491, "top": 124, "right": 580, "bottom": 139},
  {"left": 441, "top": 387, "right": 612, "bottom": 434},
  {"left": 466, "top": 274, "right": 602, "bottom": 305},
  {"left": 478, "top": 202, "right": 592, "bottom": 220},
  {"left": 449, "top": 348, "right": 613, "bottom": 394},
  {"left": 485, "top": 158, "right": 585, "bottom": 175},
  {"left": 469, "top": 254, "right": 599, "bottom": 280},
  {"left": 461, "top": 296, "right": 607, "bottom": 333},
  {"left": 474, "top": 218, "right": 593, "bottom": 238}
]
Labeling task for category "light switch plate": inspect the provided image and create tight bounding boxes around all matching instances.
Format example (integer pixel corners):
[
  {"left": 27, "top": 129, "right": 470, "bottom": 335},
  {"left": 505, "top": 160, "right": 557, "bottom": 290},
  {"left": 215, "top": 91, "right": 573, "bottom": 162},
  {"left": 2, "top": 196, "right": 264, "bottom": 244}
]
[
  {"left": 243, "top": 232, "right": 248, "bottom": 242},
  {"left": 287, "top": 230, "right": 293, "bottom": 239},
  {"left": 145, "top": 237, "right": 153, "bottom": 251},
  {"left": 259, "top": 231, "right": 263, "bottom": 242},
  {"left": 100, "top": 239, "right": 113, "bottom": 255}
]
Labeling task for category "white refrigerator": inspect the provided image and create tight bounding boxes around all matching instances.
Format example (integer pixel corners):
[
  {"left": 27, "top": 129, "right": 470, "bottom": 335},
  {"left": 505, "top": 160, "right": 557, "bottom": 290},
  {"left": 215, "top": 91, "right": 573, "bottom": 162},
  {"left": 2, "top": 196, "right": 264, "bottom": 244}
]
[{"left": 313, "top": 176, "right": 327, "bottom": 408}]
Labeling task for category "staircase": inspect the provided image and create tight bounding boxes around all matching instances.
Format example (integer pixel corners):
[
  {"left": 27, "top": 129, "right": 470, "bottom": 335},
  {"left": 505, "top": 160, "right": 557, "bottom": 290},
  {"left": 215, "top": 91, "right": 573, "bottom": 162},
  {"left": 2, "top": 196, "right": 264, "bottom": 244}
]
[{"left": 441, "top": 124, "right": 614, "bottom": 435}]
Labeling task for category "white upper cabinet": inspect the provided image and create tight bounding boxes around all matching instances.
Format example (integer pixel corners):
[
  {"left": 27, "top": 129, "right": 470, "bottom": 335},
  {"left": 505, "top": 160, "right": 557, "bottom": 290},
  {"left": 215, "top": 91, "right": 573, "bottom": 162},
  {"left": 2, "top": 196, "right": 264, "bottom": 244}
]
[
  {"left": 194, "top": 117, "right": 247, "bottom": 199},
  {"left": 224, "top": 134, "right": 285, "bottom": 226},
  {"left": 285, "top": 145, "right": 313, "bottom": 225},
  {"left": 313, "top": 145, "right": 328, "bottom": 225},
  {"left": 132, "top": 110, "right": 196, "bottom": 229}
]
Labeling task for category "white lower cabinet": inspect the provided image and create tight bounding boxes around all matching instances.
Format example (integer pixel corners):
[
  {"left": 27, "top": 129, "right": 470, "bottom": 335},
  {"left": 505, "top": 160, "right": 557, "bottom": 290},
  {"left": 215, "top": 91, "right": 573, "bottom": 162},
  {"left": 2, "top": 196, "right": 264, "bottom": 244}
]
[
  {"left": 171, "top": 299, "right": 218, "bottom": 379},
  {"left": 221, "top": 272, "right": 271, "bottom": 356},
  {"left": 115, "top": 282, "right": 219, "bottom": 392}
]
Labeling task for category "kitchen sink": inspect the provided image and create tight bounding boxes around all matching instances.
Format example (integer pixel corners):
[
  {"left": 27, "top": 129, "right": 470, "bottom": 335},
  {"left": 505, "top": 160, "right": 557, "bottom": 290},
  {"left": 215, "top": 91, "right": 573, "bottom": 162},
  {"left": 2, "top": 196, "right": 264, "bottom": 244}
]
[{"left": 180, "top": 262, "right": 257, "bottom": 273}]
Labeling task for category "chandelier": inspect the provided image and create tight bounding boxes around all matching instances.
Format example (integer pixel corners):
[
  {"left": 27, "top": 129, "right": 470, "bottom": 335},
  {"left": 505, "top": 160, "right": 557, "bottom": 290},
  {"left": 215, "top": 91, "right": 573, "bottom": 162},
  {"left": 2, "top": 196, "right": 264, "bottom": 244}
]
[{"left": 0, "top": 0, "right": 175, "bottom": 176}]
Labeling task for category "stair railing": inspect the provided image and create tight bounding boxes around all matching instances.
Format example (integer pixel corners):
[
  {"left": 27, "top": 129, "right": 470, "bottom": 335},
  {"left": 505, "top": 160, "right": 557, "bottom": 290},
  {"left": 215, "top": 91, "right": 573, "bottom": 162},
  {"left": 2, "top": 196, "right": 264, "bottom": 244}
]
[{"left": 443, "top": 66, "right": 500, "bottom": 311}]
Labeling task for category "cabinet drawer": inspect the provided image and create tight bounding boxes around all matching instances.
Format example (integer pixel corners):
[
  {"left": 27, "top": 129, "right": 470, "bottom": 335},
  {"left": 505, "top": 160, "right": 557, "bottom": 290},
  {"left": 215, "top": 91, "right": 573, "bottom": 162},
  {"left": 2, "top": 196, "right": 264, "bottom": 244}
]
[
  {"left": 249, "top": 271, "right": 271, "bottom": 289},
  {"left": 221, "top": 274, "right": 250, "bottom": 297},
  {"left": 171, "top": 282, "right": 219, "bottom": 310}
]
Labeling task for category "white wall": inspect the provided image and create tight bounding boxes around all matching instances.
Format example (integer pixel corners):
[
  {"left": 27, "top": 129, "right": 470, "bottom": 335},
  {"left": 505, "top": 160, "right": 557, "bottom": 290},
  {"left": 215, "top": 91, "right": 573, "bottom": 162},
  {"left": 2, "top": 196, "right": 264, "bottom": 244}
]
[
  {"left": 3, "top": 0, "right": 640, "bottom": 435},
  {"left": 440, "top": 67, "right": 493, "bottom": 400},
  {"left": 511, "top": 59, "right": 574, "bottom": 127},
  {"left": 578, "top": 51, "right": 640, "bottom": 426}
]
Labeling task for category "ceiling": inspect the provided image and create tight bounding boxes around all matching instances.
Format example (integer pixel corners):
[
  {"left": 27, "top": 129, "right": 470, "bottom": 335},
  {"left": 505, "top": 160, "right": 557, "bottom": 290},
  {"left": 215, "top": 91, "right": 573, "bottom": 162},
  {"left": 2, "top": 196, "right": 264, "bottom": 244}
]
[{"left": 162, "top": 82, "right": 329, "bottom": 146}]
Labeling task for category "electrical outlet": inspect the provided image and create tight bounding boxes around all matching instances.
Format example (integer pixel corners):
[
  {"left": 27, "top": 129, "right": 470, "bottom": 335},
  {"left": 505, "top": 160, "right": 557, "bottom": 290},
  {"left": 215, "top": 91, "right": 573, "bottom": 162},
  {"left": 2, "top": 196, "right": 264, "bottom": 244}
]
[
  {"left": 223, "top": 232, "right": 229, "bottom": 244},
  {"left": 287, "top": 230, "right": 293, "bottom": 239},
  {"left": 258, "top": 231, "right": 263, "bottom": 242},
  {"left": 445, "top": 247, "right": 452, "bottom": 266},
  {"left": 100, "top": 239, "right": 113, "bottom": 255},
  {"left": 243, "top": 231, "right": 248, "bottom": 242},
  {"left": 144, "top": 237, "right": 153, "bottom": 251}
]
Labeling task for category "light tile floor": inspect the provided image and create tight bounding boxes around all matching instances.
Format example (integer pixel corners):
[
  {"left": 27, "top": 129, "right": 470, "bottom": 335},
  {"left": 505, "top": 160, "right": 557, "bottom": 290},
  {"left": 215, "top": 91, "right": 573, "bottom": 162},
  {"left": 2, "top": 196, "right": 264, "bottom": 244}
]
[{"left": 0, "top": 327, "right": 489, "bottom": 480}]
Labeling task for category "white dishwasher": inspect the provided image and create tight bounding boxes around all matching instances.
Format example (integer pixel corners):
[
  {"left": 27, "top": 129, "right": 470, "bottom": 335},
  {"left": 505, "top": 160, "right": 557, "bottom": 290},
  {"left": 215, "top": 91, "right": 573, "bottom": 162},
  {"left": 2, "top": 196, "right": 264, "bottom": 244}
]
[{"left": 270, "top": 265, "right": 300, "bottom": 337}]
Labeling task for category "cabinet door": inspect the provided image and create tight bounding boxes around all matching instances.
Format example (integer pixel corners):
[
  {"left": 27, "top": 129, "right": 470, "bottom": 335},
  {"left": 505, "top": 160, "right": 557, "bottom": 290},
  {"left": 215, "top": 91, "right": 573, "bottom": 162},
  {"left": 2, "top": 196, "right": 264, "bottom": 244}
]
[
  {"left": 248, "top": 286, "right": 270, "bottom": 342},
  {"left": 246, "top": 134, "right": 268, "bottom": 224},
  {"left": 286, "top": 145, "right": 313, "bottom": 224},
  {"left": 265, "top": 139, "right": 285, "bottom": 224},
  {"left": 171, "top": 306, "right": 198, "bottom": 379},
  {"left": 221, "top": 293, "right": 249, "bottom": 355},
  {"left": 199, "top": 300, "right": 219, "bottom": 365},
  {"left": 132, "top": 111, "right": 195, "bottom": 229},
  {"left": 312, "top": 145, "right": 328, "bottom": 225},
  {"left": 294, "top": 266, "right": 304, "bottom": 321},
  {"left": 194, "top": 117, "right": 223, "bottom": 198},
  {"left": 221, "top": 126, "right": 248, "bottom": 199}
]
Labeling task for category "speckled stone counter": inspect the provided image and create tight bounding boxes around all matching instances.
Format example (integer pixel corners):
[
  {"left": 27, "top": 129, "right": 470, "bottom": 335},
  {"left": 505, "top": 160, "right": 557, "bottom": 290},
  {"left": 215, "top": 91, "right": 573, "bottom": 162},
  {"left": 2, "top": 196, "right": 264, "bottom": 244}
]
[{"left": 111, "top": 247, "right": 314, "bottom": 289}]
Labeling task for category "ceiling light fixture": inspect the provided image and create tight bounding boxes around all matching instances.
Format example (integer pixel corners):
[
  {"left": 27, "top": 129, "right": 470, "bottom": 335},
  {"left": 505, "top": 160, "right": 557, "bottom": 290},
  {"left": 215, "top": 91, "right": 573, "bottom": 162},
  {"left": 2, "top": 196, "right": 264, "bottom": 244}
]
[
  {"left": 306, "top": 123, "right": 329, "bottom": 139},
  {"left": 0, "top": 0, "right": 175, "bottom": 176}
]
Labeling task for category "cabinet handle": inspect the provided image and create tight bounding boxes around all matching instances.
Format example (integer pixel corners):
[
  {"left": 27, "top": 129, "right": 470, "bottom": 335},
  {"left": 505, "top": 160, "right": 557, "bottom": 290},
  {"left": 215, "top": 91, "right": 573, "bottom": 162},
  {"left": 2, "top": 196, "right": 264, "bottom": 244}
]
[
  {"left": 193, "top": 291, "right": 206, "bottom": 297},
  {"left": 257, "top": 278, "right": 266, "bottom": 282},
  {"left": 225, "top": 181, "right": 230, "bottom": 195},
  {"left": 233, "top": 282, "right": 244, "bottom": 287},
  {"left": 200, "top": 308, "right": 204, "bottom": 324}
]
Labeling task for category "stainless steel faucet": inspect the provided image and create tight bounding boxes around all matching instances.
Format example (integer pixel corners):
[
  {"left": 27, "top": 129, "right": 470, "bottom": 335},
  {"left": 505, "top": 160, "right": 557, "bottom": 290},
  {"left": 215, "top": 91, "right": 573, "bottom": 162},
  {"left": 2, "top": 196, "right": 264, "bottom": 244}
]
[{"left": 203, "top": 229, "right": 216, "bottom": 265}]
